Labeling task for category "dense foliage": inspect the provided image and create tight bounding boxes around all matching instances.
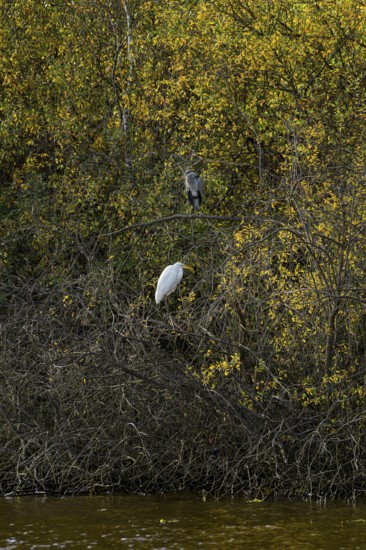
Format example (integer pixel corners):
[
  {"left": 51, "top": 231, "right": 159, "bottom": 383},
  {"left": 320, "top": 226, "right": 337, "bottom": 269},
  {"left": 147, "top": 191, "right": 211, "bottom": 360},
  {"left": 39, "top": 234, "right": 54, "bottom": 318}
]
[{"left": 1, "top": 0, "right": 366, "bottom": 499}]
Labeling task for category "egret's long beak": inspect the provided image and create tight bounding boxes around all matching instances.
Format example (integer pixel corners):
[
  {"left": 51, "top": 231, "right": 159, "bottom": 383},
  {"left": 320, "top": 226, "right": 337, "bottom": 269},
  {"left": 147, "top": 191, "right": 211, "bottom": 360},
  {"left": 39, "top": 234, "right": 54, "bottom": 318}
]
[{"left": 183, "top": 265, "right": 194, "bottom": 271}]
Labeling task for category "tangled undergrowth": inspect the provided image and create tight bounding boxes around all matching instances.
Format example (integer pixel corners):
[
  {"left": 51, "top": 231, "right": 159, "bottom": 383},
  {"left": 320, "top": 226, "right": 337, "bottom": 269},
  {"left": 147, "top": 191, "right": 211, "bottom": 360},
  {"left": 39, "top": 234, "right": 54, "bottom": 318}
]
[{"left": 1, "top": 274, "right": 365, "bottom": 501}]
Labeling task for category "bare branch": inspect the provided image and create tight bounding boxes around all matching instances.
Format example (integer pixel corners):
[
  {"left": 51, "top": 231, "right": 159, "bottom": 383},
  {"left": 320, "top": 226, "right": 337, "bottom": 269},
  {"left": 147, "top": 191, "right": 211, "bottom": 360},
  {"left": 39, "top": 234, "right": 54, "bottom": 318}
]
[{"left": 98, "top": 214, "right": 243, "bottom": 237}]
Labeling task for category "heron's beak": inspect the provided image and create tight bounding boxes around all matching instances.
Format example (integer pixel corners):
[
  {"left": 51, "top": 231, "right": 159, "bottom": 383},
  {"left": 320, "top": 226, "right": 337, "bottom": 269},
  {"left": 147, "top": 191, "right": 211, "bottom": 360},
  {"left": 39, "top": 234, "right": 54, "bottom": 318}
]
[{"left": 183, "top": 265, "right": 194, "bottom": 271}]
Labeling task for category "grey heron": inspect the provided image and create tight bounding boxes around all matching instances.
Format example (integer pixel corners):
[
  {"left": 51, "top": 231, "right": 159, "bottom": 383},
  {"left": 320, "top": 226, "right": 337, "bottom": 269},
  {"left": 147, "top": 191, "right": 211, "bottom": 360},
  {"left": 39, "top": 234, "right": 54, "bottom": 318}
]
[{"left": 184, "top": 169, "right": 204, "bottom": 211}]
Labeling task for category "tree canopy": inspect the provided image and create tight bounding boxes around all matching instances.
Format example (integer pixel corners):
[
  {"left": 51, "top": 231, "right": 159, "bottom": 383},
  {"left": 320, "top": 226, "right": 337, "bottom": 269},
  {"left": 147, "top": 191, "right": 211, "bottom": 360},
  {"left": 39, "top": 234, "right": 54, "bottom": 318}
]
[{"left": 1, "top": 0, "right": 366, "bottom": 498}]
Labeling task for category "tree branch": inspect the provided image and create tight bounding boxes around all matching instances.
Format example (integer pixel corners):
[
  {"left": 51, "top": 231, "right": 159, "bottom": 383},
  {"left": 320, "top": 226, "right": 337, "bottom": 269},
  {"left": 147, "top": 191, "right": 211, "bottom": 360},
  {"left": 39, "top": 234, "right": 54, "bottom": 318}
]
[{"left": 98, "top": 214, "right": 243, "bottom": 238}]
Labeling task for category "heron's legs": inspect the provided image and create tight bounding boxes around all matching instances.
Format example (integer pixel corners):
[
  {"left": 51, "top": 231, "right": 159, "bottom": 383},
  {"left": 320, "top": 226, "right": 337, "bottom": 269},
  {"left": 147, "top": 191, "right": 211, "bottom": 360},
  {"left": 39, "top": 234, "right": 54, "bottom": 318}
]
[{"left": 164, "top": 298, "right": 175, "bottom": 327}]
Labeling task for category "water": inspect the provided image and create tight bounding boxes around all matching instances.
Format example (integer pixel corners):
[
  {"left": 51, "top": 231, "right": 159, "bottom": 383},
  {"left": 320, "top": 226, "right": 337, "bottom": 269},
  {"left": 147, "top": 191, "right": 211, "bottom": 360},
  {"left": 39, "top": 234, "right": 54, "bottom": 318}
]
[{"left": 0, "top": 494, "right": 366, "bottom": 549}]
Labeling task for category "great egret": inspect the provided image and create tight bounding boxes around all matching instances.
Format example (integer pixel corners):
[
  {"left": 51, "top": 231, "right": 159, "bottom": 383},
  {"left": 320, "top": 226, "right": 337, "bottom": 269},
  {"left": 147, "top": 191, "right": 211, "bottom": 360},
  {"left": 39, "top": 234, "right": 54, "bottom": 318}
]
[
  {"left": 155, "top": 262, "right": 189, "bottom": 304},
  {"left": 184, "top": 169, "right": 204, "bottom": 211}
]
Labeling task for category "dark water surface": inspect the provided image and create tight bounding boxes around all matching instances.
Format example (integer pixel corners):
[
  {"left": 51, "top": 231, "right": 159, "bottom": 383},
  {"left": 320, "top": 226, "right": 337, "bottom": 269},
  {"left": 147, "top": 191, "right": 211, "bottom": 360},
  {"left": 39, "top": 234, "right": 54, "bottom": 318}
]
[{"left": 1, "top": 493, "right": 366, "bottom": 549}]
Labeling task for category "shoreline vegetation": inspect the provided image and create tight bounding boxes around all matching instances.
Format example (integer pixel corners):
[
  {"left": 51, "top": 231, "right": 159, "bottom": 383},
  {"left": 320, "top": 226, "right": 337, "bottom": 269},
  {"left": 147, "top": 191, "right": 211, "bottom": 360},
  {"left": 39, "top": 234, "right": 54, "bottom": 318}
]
[{"left": 1, "top": 0, "right": 366, "bottom": 499}]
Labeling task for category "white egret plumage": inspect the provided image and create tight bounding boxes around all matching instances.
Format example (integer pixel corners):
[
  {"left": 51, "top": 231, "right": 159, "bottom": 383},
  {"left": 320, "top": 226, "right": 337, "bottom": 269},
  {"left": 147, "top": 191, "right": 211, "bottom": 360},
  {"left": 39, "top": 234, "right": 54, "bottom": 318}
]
[{"left": 155, "top": 262, "right": 189, "bottom": 304}]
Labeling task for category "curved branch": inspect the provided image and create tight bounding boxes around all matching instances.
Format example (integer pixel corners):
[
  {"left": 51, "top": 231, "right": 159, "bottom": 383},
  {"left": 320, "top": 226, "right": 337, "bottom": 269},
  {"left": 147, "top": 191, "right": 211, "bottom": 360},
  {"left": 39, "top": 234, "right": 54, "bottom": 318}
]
[{"left": 98, "top": 214, "right": 243, "bottom": 238}]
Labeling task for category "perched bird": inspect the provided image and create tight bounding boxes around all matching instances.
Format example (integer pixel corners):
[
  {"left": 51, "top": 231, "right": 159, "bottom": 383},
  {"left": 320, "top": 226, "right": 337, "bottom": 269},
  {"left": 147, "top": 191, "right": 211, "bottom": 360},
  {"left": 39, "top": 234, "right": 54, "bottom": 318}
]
[
  {"left": 155, "top": 262, "right": 188, "bottom": 304},
  {"left": 184, "top": 169, "right": 204, "bottom": 211}
]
